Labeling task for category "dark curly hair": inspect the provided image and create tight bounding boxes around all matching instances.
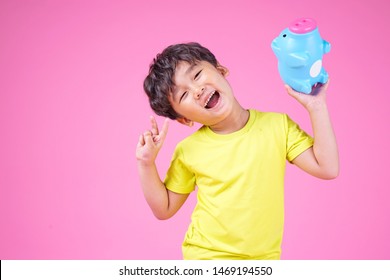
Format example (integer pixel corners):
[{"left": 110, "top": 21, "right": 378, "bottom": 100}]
[{"left": 143, "top": 42, "right": 219, "bottom": 119}]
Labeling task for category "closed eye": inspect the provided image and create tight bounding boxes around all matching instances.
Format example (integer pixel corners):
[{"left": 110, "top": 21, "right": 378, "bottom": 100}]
[
  {"left": 194, "top": 70, "right": 202, "bottom": 79},
  {"left": 179, "top": 91, "right": 188, "bottom": 103}
]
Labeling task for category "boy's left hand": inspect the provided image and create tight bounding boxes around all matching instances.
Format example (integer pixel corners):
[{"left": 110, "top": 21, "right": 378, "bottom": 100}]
[{"left": 285, "top": 80, "right": 330, "bottom": 112}]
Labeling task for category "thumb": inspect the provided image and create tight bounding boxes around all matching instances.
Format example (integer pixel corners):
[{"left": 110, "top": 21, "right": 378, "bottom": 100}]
[{"left": 285, "top": 84, "right": 301, "bottom": 99}]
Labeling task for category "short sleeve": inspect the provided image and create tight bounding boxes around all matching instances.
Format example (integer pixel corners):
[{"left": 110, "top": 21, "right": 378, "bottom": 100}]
[
  {"left": 164, "top": 144, "right": 196, "bottom": 194},
  {"left": 285, "top": 114, "right": 314, "bottom": 162}
]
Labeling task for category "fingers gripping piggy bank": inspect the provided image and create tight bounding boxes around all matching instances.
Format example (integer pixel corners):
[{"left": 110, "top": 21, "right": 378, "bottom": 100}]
[{"left": 271, "top": 18, "right": 331, "bottom": 94}]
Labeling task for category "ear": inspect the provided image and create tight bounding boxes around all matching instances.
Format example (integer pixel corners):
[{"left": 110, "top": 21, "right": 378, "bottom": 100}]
[
  {"left": 216, "top": 64, "right": 229, "bottom": 77},
  {"left": 176, "top": 117, "right": 194, "bottom": 127}
]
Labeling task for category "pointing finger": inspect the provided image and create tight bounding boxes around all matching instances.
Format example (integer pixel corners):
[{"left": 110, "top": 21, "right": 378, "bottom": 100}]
[{"left": 150, "top": 116, "right": 159, "bottom": 136}]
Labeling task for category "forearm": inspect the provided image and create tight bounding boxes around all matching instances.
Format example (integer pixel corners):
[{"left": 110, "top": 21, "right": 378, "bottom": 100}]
[
  {"left": 308, "top": 102, "right": 339, "bottom": 178},
  {"left": 137, "top": 161, "right": 170, "bottom": 218}
]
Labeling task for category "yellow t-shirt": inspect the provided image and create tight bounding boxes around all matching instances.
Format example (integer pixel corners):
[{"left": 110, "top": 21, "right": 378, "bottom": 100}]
[{"left": 164, "top": 109, "right": 313, "bottom": 259}]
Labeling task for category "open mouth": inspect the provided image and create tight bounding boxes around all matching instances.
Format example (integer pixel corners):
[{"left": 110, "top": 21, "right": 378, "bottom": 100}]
[{"left": 204, "top": 91, "right": 220, "bottom": 109}]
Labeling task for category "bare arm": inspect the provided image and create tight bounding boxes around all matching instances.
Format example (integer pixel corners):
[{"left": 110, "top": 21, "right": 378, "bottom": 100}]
[
  {"left": 136, "top": 116, "right": 189, "bottom": 219},
  {"left": 286, "top": 81, "right": 339, "bottom": 179}
]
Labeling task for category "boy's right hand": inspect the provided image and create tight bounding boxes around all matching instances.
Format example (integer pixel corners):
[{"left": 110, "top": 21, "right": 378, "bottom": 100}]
[{"left": 136, "top": 116, "right": 169, "bottom": 166}]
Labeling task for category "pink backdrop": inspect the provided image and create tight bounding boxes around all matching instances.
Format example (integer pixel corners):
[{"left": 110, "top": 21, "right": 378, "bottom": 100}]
[{"left": 1, "top": 0, "right": 389, "bottom": 260}]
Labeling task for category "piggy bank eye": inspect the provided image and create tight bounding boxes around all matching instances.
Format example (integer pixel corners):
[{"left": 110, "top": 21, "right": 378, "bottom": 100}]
[{"left": 282, "top": 34, "right": 287, "bottom": 38}]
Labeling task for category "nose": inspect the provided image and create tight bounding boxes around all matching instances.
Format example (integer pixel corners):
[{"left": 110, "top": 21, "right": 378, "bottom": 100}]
[{"left": 193, "top": 86, "right": 205, "bottom": 99}]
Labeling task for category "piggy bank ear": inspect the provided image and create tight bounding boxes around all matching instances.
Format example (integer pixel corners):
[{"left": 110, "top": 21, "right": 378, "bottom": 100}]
[
  {"left": 323, "top": 40, "right": 331, "bottom": 54},
  {"left": 286, "top": 52, "right": 310, "bottom": 67}
]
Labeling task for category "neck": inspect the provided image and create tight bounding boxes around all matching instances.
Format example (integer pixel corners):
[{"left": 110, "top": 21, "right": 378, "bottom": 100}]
[{"left": 209, "top": 107, "right": 250, "bottom": 134}]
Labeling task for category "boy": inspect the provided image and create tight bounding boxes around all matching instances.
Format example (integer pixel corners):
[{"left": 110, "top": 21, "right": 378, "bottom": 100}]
[{"left": 136, "top": 42, "right": 339, "bottom": 259}]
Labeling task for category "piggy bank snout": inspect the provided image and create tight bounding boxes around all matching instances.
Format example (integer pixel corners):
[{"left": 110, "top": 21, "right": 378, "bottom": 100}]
[
  {"left": 271, "top": 38, "right": 278, "bottom": 48},
  {"left": 271, "top": 38, "right": 281, "bottom": 54}
]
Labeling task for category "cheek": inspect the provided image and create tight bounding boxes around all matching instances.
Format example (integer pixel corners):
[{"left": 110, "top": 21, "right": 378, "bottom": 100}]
[
  {"left": 170, "top": 101, "right": 190, "bottom": 116},
  {"left": 213, "top": 75, "right": 230, "bottom": 89},
  {"left": 180, "top": 101, "right": 196, "bottom": 113}
]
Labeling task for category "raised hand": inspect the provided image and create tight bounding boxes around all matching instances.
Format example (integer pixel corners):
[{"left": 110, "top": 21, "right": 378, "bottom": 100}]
[
  {"left": 136, "top": 116, "right": 169, "bottom": 165},
  {"left": 285, "top": 80, "right": 330, "bottom": 112}
]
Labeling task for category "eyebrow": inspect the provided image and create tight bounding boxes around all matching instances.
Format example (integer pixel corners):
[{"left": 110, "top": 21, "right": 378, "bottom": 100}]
[{"left": 185, "top": 62, "right": 198, "bottom": 75}]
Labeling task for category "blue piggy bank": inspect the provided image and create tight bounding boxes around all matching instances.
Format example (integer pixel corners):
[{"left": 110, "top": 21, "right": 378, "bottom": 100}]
[{"left": 271, "top": 18, "right": 331, "bottom": 94}]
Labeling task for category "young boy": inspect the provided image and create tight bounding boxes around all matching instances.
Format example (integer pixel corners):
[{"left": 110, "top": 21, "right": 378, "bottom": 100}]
[{"left": 136, "top": 42, "right": 339, "bottom": 260}]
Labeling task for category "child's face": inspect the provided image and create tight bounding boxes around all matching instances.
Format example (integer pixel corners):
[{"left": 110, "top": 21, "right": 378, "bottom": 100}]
[{"left": 169, "top": 60, "right": 236, "bottom": 127}]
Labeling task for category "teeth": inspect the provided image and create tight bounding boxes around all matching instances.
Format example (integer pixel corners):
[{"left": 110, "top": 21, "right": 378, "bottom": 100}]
[{"left": 204, "top": 91, "right": 216, "bottom": 107}]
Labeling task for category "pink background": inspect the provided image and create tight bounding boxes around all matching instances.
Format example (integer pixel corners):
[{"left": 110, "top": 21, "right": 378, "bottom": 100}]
[{"left": 1, "top": 0, "right": 389, "bottom": 260}]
